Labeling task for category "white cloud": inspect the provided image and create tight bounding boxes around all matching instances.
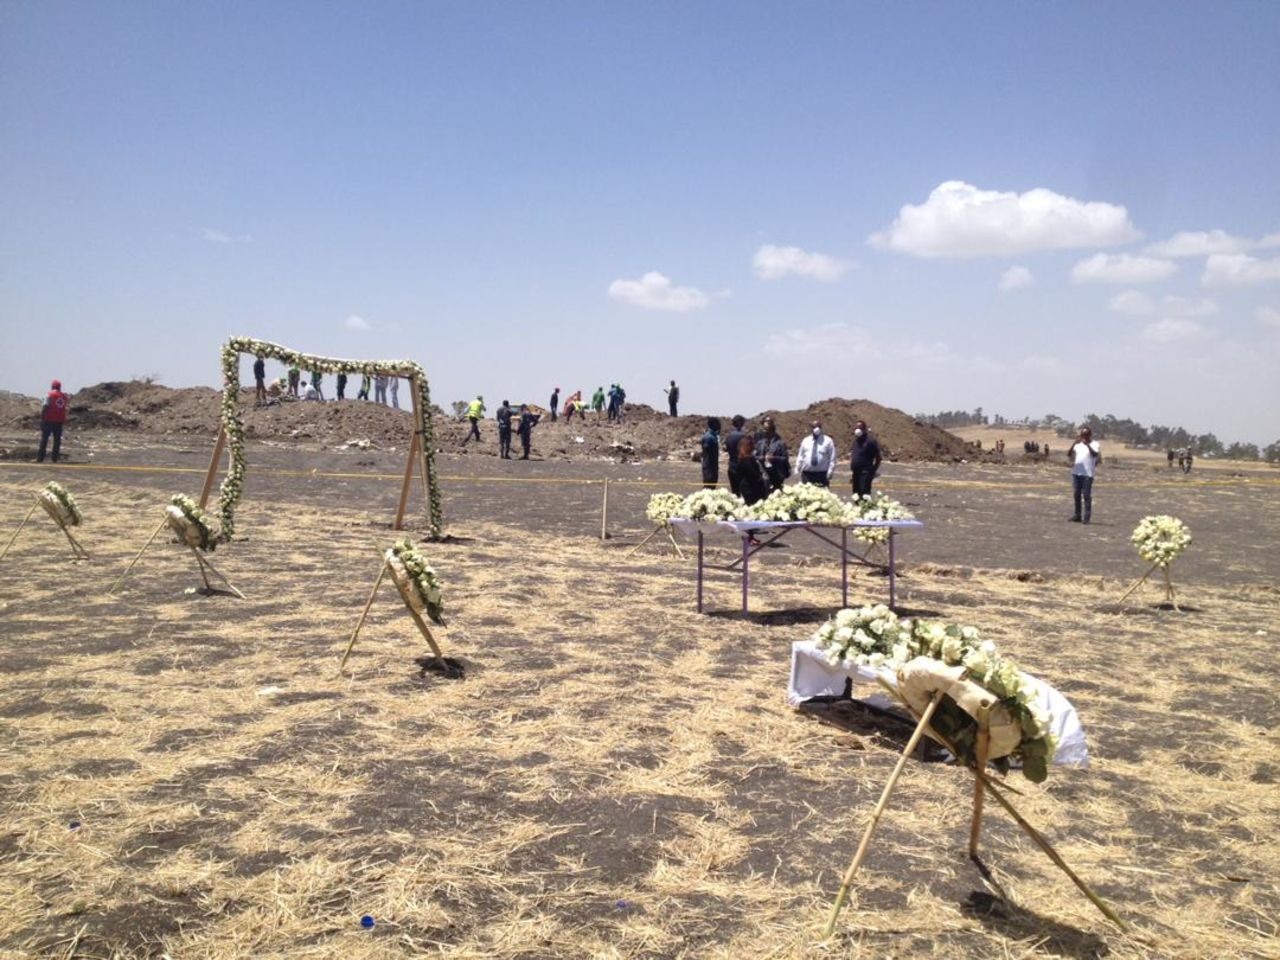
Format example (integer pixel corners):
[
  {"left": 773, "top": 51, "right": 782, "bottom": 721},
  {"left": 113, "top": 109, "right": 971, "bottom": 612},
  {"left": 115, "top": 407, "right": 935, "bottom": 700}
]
[
  {"left": 1258, "top": 232, "right": 1280, "bottom": 248},
  {"left": 1257, "top": 306, "right": 1280, "bottom": 329},
  {"left": 344, "top": 314, "right": 370, "bottom": 331},
  {"left": 1201, "top": 253, "right": 1280, "bottom": 287},
  {"left": 868, "top": 180, "right": 1139, "bottom": 258},
  {"left": 1108, "top": 290, "right": 1155, "bottom": 315},
  {"left": 752, "top": 244, "right": 851, "bottom": 281},
  {"left": 1071, "top": 253, "right": 1177, "bottom": 284},
  {"left": 203, "top": 227, "right": 252, "bottom": 244},
  {"left": 998, "top": 266, "right": 1033, "bottom": 292},
  {"left": 1144, "top": 229, "right": 1252, "bottom": 258},
  {"left": 1161, "top": 296, "right": 1219, "bottom": 318},
  {"left": 763, "top": 322, "right": 874, "bottom": 359},
  {"left": 608, "top": 271, "right": 716, "bottom": 312},
  {"left": 1140, "top": 318, "right": 1206, "bottom": 344}
]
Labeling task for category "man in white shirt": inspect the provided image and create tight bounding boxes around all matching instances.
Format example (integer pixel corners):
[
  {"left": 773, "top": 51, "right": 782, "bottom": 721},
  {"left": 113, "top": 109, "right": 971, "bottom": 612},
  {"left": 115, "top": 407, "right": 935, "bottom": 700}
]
[
  {"left": 796, "top": 419, "right": 837, "bottom": 487},
  {"left": 1068, "top": 426, "right": 1101, "bottom": 523}
]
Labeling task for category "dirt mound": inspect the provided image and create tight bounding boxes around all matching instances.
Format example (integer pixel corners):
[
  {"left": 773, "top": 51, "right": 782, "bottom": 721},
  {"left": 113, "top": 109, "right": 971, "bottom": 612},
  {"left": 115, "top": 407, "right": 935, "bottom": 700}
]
[{"left": 14, "top": 381, "right": 980, "bottom": 463}]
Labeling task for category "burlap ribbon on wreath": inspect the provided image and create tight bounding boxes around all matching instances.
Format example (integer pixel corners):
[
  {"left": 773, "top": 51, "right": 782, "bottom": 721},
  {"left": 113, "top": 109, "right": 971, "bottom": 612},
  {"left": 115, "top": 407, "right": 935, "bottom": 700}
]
[
  {"left": 896, "top": 656, "right": 1022, "bottom": 760},
  {"left": 38, "top": 490, "right": 73, "bottom": 527},
  {"left": 165, "top": 505, "right": 206, "bottom": 549},
  {"left": 385, "top": 551, "right": 426, "bottom": 615}
]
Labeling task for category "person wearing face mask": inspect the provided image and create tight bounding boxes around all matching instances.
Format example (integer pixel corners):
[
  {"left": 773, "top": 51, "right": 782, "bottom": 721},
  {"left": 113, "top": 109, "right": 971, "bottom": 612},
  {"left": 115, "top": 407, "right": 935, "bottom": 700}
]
[
  {"left": 700, "top": 417, "right": 721, "bottom": 488},
  {"left": 850, "top": 419, "right": 882, "bottom": 496},
  {"left": 795, "top": 419, "right": 836, "bottom": 487}
]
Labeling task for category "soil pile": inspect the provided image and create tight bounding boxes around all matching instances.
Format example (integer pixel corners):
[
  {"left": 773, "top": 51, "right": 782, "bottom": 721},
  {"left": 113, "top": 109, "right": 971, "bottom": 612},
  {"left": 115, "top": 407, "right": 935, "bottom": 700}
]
[{"left": 5, "top": 381, "right": 982, "bottom": 463}]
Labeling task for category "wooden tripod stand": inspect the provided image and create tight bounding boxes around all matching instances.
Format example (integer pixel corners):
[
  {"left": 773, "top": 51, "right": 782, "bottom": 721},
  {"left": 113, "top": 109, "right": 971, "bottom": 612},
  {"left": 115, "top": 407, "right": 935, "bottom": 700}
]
[
  {"left": 108, "top": 514, "right": 246, "bottom": 599},
  {"left": 1, "top": 495, "right": 91, "bottom": 563},
  {"left": 340, "top": 548, "right": 450, "bottom": 674}
]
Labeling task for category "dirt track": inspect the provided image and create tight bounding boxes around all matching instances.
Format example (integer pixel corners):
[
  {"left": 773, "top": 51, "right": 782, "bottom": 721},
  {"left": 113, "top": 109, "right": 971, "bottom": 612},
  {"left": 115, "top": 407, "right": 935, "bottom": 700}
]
[{"left": 1, "top": 439, "right": 1278, "bottom": 958}]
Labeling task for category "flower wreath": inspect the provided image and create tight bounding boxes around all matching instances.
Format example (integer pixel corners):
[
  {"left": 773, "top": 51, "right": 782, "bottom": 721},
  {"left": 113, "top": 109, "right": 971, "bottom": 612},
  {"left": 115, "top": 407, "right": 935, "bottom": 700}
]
[
  {"left": 40, "top": 481, "right": 83, "bottom": 527},
  {"left": 167, "top": 493, "right": 218, "bottom": 552},
  {"left": 1130, "top": 515, "right": 1191, "bottom": 568},
  {"left": 387, "top": 538, "right": 445, "bottom": 626},
  {"left": 218, "top": 337, "right": 443, "bottom": 541}
]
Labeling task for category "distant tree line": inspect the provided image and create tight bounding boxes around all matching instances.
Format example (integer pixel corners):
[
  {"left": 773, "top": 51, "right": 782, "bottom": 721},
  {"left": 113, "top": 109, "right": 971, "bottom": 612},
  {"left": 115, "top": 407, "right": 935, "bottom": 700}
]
[{"left": 915, "top": 407, "right": 1278, "bottom": 463}]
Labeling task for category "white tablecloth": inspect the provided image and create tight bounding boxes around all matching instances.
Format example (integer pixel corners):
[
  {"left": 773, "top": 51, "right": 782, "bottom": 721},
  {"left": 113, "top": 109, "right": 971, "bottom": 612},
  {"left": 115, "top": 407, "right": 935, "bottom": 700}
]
[
  {"left": 787, "top": 639, "right": 1090, "bottom": 768},
  {"left": 669, "top": 518, "right": 924, "bottom": 535}
]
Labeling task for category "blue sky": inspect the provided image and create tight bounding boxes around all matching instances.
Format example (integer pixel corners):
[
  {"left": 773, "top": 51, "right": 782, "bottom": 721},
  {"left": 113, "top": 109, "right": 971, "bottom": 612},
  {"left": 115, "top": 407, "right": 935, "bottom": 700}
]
[{"left": 2, "top": 1, "right": 1278, "bottom": 443}]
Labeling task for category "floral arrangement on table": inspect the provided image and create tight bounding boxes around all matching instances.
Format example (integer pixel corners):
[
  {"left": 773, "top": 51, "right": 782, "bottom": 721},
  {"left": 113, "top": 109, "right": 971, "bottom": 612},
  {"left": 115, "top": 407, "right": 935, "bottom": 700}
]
[
  {"left": 1130, "top": 515, "right": 1191, "bottom": 568},
  {"left": 218, "top": 337, "right": 443, "bottom": 541},
  {"left": 811, "top": 604, "right": 1055, "bottom": 782},
  {"left": 386, "top": 538, "right": 445, "bottom": 625},
  {"left": 744, "top": 484, "right": 849, "bottom": 525},
  {"left": 844, "top": 492, "right": 915, "bottom": 545},
  {"left": 39, "top": 481, "right": 82, "bottom": 526},
  {"left": 678, "top": 488, "right": 747, "bottom": 522},
  {"left": 166, "top": 493, "right": 218, "bottom": 552},
  {"left": 646, "top": 492, "right": 688, "bottom": 526}
]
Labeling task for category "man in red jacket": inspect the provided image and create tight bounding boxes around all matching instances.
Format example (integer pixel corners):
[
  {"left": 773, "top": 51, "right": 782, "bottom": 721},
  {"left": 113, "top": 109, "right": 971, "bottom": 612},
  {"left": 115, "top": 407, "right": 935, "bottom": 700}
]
[{"left": 38, "top": 379, "right": 69, "bottom": 463}]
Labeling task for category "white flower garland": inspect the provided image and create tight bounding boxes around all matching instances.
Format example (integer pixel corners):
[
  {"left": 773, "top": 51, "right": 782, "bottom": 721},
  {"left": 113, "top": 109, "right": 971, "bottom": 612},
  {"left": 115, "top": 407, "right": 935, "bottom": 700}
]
[
  {"left": 845, "top": 492, "right": 915, "bottom": 545},
  {"left": 218, "top": 337, "right": 443, "bottom": 541},
  {"left": 812, "top": 605, "right": 1056, "bottom": 782},
  {"left": 678, "top": 488, "right": 747, "bottom": 521},
  {"left": 387, "top": 538, "right": 445, "bottom": 625},
  {"left": 646, "top": 492, "right": 687, "bottom": 526},
  {"left": 1130, "top": 515, "right": 1191, "bottom": 568},
  {"left": 41, "top": 481, "right": 82, "bottom": 526},
  {"left": 745, "top": 484, "right": 849, "bottom": 525},
  {"left": 168, "top": 493, "right": 218, "bottom": 552}
]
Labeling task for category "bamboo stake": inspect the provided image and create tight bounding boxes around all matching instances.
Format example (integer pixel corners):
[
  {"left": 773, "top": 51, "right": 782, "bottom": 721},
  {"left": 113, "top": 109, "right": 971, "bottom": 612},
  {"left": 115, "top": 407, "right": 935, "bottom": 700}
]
[
  {"left": 969, "top": 717, "right": 991, "bottom": 860},
  {"left": 394, "top": 430, "right": 420, "bottom": 531},
  {"left": 109, "top": 516, "right": 168, "bottom": 594},
  {"left": 199, "top": 427, "right": 227, "bottom": 508},
  {"left": 1118, "top": 563, "right": 1158, "bottom": 604},
  {"left": 1163, "top": 566, "right": 1180, "bottom": 612},
  {"left": 340, "top": 559, "right": 389, "bottom": 671},
  {"left": 192, "top": 549, "right": 247, "bottom": 600},
  {"left": 823, "top": 688, "right": 946, "bottom": 939},
  {"left": 192, "top": 549, "right": 214, "bottom": 592},
  {"left": 0, "top": 501, "right": 39, "bottom": 562},
  {"left": 52, "top": 512, "right": 91, "bottom": 560},
  {"left": 665, "top": 526, "right": 686, "bottom": 560},
  {"left": 600, "top": 479, "right": 610, "bottom": 540},
  {"left": 625, "top": 525, "right": 664, "bottom": 558}
]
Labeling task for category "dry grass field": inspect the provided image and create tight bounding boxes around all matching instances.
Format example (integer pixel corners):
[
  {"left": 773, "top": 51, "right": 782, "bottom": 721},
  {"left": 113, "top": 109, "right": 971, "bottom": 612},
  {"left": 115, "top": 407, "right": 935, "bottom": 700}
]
[{"left": 1, "top": 444, "right": 1278, "bottom": 959}]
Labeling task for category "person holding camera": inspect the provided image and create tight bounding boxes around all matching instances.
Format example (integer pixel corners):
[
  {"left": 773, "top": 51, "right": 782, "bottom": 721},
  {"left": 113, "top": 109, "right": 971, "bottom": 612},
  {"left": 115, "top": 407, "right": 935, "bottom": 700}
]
[{"left": 1068, "top": 426, "right": 1101, "bottom": 523}]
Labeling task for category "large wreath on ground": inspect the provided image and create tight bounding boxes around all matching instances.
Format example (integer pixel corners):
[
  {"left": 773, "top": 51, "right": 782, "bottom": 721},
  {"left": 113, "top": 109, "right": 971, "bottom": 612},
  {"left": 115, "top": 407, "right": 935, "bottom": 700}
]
[
  {"left": 812, "top": 605, "right": 1056, "bottom": 782},
  {"left": 386, "top": 538, "right": 445, "bottom": 625},
  {"left": 218, "top": 337, "right": 443, "bottom": 541},
  {"left": 167, "top": 494, "right": 218, "bottom": 552},
  {"left": 39, "top": 481, "right": 82, "bottom": 527},
  {"left": 1130, "top": 515, "right": 1191, "bottom": 568}
]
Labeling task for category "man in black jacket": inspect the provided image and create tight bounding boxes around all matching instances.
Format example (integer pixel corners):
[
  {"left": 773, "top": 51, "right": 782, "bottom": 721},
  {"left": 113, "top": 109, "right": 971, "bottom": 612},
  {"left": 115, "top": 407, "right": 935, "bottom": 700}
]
[{"left": 850, "top": 419, "right": 882, "bottom": 496}]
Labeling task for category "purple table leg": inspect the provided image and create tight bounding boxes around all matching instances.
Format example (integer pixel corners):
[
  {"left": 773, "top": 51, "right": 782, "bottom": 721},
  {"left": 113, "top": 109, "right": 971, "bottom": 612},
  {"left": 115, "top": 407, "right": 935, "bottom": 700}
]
[
  {"left": 841, "top": 527, "right": 849, "bottom": 607},
  {"left": 697, "top": 530, "right": 704, "bottom": 613},
  {"left": 742, "top": 532, "right": 750, "bottom": 616},
  {"left": 888, "top": 529, "right": 897, "bottom": 609}
]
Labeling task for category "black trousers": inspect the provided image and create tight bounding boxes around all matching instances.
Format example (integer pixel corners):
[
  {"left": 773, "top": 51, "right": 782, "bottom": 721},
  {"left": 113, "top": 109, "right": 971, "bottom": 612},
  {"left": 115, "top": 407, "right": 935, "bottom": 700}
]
[
  {"left": 727, "top": 464, "right": 740, "bottom": 496},
  {"left": 38, "top": 422, "right": 63, "bottom": 462},
  {"left": 852, "top": 469, "right": 875, "bottom": 497},
  {"left": 465, "top": 417, "right": 481, "bottom": 442},
  {"left": 498, "top": 427, "right": 512, "bottom": 458},
  {"left": 801, "top": 470, "right": 829, "bottom": 487}
]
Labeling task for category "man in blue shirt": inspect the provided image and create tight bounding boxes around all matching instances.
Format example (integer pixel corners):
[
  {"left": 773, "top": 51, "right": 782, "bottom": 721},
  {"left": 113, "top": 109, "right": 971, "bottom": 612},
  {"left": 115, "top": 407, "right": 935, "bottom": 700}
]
[
  {"left": 701, "top": 417, "right": 721, "bottom": 488},
  {"left": 723, "top": 415, "right": 747, "bottom": 495}
]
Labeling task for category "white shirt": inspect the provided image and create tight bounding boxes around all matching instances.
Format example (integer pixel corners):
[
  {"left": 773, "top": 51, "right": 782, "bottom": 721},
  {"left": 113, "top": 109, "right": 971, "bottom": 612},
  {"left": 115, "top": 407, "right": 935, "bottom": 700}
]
[
  {"left": 796, "top": 433, "right": 837, "bottom": 478},
  {"left": 1072, "top": 441, "right": 1100, "bottom": 478}
]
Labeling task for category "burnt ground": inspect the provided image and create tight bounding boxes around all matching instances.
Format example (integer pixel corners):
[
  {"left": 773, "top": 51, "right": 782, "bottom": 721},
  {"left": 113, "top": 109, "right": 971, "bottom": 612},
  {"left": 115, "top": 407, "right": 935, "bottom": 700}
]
[{"left": 0, "top": 435, "right": 1277, "bottom": 959}]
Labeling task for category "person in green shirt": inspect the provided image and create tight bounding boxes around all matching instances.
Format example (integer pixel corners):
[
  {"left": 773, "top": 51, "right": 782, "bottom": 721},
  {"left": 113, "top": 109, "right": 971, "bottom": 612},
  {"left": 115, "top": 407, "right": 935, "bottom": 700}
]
[
  {"left": 288, "top": 363, "right": 301, "bottom": 398},
  {"left": 592, "top": 386, "right": 605, "bottom": 421},
  {"left": 463, "top": 395, "right": 486, "bottom": 444}
]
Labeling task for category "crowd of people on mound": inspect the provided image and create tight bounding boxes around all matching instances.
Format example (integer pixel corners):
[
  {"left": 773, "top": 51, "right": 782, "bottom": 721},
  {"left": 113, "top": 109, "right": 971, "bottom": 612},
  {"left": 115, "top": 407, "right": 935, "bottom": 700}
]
[
  {"left": 252, "top": 356, "right": 403, "bottom": 409},
  {"left": 695, "top": 415, "right": 883, "bottom": 505}
]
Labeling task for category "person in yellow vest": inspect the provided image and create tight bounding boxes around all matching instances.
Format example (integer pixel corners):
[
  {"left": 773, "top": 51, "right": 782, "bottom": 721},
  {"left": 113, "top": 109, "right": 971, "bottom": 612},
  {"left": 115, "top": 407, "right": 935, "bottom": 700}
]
[{"left": 463, "top": 395, "right": 485, "bottom": 444}]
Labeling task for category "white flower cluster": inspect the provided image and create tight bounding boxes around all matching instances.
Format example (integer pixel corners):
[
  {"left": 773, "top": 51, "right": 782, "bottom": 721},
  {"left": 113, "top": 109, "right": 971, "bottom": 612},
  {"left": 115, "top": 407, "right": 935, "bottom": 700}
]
[
  {"left": 845, "top": 492, "right": 915, "bottom": 545},
  {"left": 216, "top": 338, "right": 444, "bottom": 540},
  {"left": 390, "top": 538, "right": 445, "bottom": 625},
  {"left": 678, "top": 488, "right": 748, "bottom": 521},
  {"left": 646, "top": 492, "right": 687, "bottom": 525},
  {"left": 43, "top": 481, "right": 82, "bottom": 526},
  {"left": 744, "top": 484, "right": 849, "bottom": 525},
  {"left": 812, "top": 605, "right": 1055, "bottom": 782},
  {"left": 1130, "top": 515, "right": 1191, "bottom": 568},
  {"left": 169, "top": 493, "right": 218, "bottom": 552}
]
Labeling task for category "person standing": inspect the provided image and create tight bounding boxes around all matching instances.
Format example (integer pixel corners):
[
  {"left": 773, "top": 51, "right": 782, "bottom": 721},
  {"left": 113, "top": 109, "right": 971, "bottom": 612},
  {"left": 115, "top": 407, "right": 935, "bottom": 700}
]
[
  {"left": 496, "top": 400, "right": 513, "bottom": 459},
  {"left": 700, "top": 417, "right": 721, "bottom": 488},
  {"left": 723, "top": 415, "right": 747, "bottom": 495},
  {"left": 288, "top": 363, "right": 301, "bottom": 398},
  {"left": 736, "top": 434, "right": 771, "bottom": 506},
  {"left": 796, "top": 419, "right": 836, "bottom": 486},
  {"left": 374, "top": 374, "right": 388, "bottom": 405},
  {"left": 390, "top": 377, "right": 400, "bottom": 409},
  {"left": 310, "top": 370, "right": 325, "bottom": 401},
  {"left": 1183, "top": 449, "right": 1193, "bottom": 474},
  {"left": 549, "top": 387, "right": 560, "bottom": 422},
  {"left": 253, "top": 355, "right": 267, "bottom": 406},
  {"left": 850, "top": 419, "right": 882, "bottom": 496},
  {"left": 463, "top": 395, "right": 485, "bottom": 444},
  {"left": 756, "top": 417, "right": 790, "bottom": 492},
  {"left": 517, "top": 404, "right": 540, "bottom": 459},
  {"left": 357, "top": 374, "right": 371, "bottom": 400},
  {"left": 592, "top": 386, "right": 605, "bottom": 421},
  {"left": 336, "top": 372, "right": 348, "bottom": 400},
  {"left": 37, "top": 379, "right": 69, "bottom": 463},
  {"left": 665, "top": 380, "right": 680, "bottom": 417},
  {"left": 1068, "top": 426, "right": 1101, "bottom": 523},
  {"left": 606, "top": 384, "right": 618, "bottom": 422}
]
